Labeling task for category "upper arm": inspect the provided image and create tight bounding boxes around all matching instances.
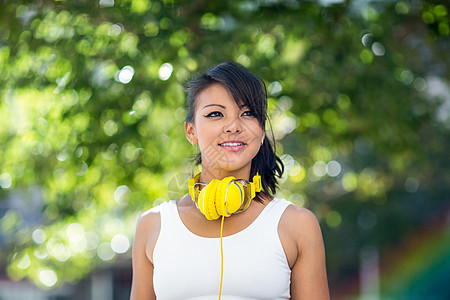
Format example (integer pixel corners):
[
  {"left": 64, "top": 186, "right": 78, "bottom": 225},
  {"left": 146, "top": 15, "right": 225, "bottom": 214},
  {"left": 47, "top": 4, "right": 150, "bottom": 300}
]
[
  {"left": 130, "top": 210, "right": 161, "bottom": 300},
  {"left": 281, "top": 205, "right": 330, "bottom": 300}
]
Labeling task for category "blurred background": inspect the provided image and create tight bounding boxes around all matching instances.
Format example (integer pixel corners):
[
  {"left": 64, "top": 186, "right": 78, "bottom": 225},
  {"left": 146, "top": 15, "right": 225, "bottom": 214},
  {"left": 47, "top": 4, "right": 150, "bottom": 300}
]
[{"left": 0, "top": 0, "right": 449, "bottom": 299}]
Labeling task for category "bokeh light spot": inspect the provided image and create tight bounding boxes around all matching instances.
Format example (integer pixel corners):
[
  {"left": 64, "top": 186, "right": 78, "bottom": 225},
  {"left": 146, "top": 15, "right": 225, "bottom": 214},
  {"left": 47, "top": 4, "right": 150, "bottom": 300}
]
[
  {"left": 17, "top": 254, "right": 31, "bottom": 269},
  {"left": 422, "top": 11, "right": 435, "bottom": 24},
  {"left": 372, "top": 42, "right": 385, "bottom": 56},
  {"left": 360, "top": 49, "right": 373, "bottom": 64},
  {"left": 0, "top": 173, "right": 12, "bottom": 189},
  {"left": 47, "top": 238, "right": 71, "bottom": 262},
  {"left": 99, "top": 0, "right": 114, "bottom": 8},
  {"left": 103, "top": 120, "right": 118, "bottom": 136},
  {"left": 326, "top": 160, "right": 342, "bottom": 177},
  {"left": 361, "top": 33, "right": 372, "bottom": 47},
  {"left": 34, "top": 248, "right": 48, "bottom": 260},
  {"left": 313, "top": 161, "right": 327, "bottom": 177},
  {"left": 111, "top": 234, "right": 130, "bottom": 253},
  {"left": 290, "top": 165, "right": 306, "bottom": 183},
  {"left": 38, "top": 269, "right": 58, "bottom": 287},
  {"left": 342, "top": 172, "right": 358, "bottom": 191},
  {"left": 85, "top": 232, "right": 100, "bottom": 250},
  {"left": 32, "top": 228, "right": 47, "bottom": 244},
  {"left": 97, "top": 242, "right": 115, "bottom": 261},
  {"left": 400, "top": 70, "right": 414, "bottom": 85},
  {"left": 268, "top": 81, "right": 282, "bottom": 96},
  {"left": 158, "top": 63, "right": 173, "bottom": 80},
  {"left": 326, "top": 211, "right": 342, "bottom": 228},
  {"left": 108, "top": 24, "right": 121, "bottom": 36},
  {"left": 395, "top": 2, "right": 410, "bottom": 14},
  {"left": 114, "top": 185, "right": 130, "bottom": 204},
  {"left": 200, "top": 12, "right": 224, "bottom": 31},
  {"left": 115, "top": 66, "right": 134, "bottom": 84},
  {"left": 413, "top": 77, "right": 427, "bottom": 91},
  {"left": 404, "top": 177, "right": 420, "bottom": 193},
  {"left": 66, "top": 223, "right": 85, "bottom": 242}
]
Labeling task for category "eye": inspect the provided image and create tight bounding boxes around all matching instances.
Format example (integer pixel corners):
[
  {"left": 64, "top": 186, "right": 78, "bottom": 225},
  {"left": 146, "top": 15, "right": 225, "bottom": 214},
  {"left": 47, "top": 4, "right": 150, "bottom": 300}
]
[
  {"left": 204, "top": 111, "right": 223, "bottom": 118},
  {"left": 242, "top": 110, "right": 256, "bottom": 117}
]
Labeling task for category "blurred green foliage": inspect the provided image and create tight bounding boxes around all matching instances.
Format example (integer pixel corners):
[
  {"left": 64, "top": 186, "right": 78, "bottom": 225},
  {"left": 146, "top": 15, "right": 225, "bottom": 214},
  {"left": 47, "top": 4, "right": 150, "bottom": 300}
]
[{"left": 0, "top": 0, "right": 449, "bottom": 297}]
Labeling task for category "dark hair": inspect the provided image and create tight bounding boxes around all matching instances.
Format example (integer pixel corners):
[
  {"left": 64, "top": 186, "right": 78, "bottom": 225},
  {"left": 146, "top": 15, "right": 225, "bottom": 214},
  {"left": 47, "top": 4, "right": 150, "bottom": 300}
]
[{"left": 185, "top": 61, "right": 284, "bottom": 199}]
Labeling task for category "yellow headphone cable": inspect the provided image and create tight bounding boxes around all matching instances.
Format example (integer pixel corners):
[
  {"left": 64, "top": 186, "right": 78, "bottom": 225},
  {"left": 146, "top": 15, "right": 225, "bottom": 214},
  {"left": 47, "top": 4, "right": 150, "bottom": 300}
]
[{"left": 219, "top": 214, "right": 225, "bottom": 300}]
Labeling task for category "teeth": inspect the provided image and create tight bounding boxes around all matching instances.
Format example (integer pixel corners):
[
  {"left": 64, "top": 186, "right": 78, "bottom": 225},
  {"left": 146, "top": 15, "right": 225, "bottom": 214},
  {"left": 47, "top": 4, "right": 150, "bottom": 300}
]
[{"left": 221, "top": 142, "right": 244, "bottom": 147}]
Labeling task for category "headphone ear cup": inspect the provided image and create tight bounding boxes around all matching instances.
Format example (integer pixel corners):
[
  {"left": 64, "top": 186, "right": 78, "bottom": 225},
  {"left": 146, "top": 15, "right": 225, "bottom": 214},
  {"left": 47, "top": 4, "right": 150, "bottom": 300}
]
[
  {"left": 215, "top": 177, "right": 234, "bottom": 217},
  {"left": 216, "top": 177, "right": 244, "bottom": 217},
  {"left": 198, "top": 179, "right": 221, "bottom": 220},
  {"left": 225, "top": 181, "right": 245, "bottom": 214}
]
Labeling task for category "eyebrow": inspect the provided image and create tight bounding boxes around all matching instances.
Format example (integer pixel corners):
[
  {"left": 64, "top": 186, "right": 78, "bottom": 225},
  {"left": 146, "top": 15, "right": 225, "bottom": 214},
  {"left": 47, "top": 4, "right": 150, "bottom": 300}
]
[
  {"left": 201, "top": 104, "right": 226, "bottom": 110},
  {"left": 201, "top": 103, "right": 249, "bottom": 110}
]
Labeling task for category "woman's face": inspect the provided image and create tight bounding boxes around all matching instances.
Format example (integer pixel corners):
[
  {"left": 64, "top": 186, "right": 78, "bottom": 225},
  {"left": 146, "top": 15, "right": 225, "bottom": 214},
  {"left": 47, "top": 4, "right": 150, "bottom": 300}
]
[{"left": 185, "top": 83, "right": 265, "bottom": 180}]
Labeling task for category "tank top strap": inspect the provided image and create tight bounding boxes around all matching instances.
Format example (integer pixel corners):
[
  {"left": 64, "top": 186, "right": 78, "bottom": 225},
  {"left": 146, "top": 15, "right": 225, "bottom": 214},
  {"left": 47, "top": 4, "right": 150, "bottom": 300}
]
[
  {"left": 268, "top": 197, "right": 292, "bottom": 216},
  {"left": 254, "top": 197, "right": 291, "bottom": 231},
  {"left": 157, "top": 200, "right": 180, "bottom": 235}
]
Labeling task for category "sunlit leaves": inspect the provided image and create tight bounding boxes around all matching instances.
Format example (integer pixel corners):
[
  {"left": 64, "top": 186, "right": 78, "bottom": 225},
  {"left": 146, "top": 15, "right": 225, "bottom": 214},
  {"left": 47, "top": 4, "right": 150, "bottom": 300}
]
[
  {"left": 0, "top": 0, "right": 449, "bottom": 295},
  {"left": 422, "top": 3, "right": 449, "bottom": 36}
]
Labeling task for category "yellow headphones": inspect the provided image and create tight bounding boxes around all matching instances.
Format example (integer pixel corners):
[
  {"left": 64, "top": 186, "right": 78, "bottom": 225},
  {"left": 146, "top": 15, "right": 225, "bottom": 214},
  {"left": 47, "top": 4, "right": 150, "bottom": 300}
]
[{"left": 188, "top": 173, "right": 262, "bottom": 220}]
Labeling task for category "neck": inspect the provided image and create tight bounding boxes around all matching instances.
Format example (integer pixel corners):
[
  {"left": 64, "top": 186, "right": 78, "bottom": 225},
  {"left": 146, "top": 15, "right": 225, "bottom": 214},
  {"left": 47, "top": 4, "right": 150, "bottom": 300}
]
[{"left": 199, "top": 166, "right": 251, "bottom": 183}]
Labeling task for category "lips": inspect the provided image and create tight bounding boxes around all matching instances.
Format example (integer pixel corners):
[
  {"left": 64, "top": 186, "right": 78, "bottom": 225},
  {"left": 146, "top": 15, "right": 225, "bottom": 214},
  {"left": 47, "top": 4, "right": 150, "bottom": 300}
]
[
  {"left": 219, "top": 140, "right": 246, "bottom": 151},
  {"left": 220, "top": 142, "right": 245, "bottom": 146}
]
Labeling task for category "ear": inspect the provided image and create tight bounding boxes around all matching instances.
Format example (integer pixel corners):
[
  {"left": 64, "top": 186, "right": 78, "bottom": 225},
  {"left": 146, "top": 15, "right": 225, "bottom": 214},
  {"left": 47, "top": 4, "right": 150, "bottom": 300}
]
[{"left": 185, "top": 122, "right": 198, "bottom": 145}]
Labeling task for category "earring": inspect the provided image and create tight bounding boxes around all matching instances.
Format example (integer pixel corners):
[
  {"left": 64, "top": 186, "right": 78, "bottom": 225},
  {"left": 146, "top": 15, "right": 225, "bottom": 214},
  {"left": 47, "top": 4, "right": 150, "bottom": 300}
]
[
  {"left": 261, "top": 138, "right": 264, "bottom": 145},
  {"left": 189, "top": 138, "right": 197, "bottom": 147}
]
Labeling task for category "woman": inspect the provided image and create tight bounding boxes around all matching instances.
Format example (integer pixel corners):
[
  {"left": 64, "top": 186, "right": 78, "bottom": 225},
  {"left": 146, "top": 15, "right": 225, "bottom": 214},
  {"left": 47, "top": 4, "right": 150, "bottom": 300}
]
[{"left": 130, "top": 61, "right": 330, "bottom": 299}]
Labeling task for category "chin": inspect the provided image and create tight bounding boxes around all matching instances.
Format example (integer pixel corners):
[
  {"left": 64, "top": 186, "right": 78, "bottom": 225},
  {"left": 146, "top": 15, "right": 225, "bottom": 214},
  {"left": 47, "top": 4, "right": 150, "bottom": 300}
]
[
  {"left": 213, "top": 159, "right": 252, "bottom": 174},
  {"left": 202, "top": 149, "right": 258, "bottom": 174}
]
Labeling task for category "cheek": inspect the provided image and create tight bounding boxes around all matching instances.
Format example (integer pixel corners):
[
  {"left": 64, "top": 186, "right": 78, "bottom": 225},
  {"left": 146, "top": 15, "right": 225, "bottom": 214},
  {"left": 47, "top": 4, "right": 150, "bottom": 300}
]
[
  {"left": 249, "top": 123, "right": 264, "bottom": 139},
  {"left": 196, "top": 128, "right": 220, "bottom": 148}
]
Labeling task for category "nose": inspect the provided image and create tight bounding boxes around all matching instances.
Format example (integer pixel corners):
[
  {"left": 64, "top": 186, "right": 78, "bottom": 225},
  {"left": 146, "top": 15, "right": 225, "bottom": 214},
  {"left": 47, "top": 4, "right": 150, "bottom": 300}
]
[{"left": 223, "top": 118, "right": 242, "bottom": 133}]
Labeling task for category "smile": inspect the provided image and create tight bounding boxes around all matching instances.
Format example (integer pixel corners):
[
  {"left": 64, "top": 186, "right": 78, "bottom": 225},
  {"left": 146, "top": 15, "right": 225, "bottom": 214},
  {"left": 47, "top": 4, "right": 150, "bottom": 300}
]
[
  {"left": 219, "top": 142, "right": 245, "bottom": 146},
  {"left": 218, "top": 141, "right": 247, "bottom": 151}
]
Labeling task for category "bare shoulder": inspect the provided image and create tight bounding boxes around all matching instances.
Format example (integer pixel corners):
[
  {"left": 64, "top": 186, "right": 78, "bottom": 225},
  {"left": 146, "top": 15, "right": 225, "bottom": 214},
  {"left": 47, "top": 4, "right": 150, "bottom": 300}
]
[
  {"left": 133, "top": 204, "right": 163, "bottom": 249},
  {"left": 136, "top": 205, "right": 161, "bottom": 231},
  {"left": 282, "top": 203, "right": 320, "bottom": 228},
  {"left": 279, "top": 202, "right": 323, "bottom": 245},
  {"left": 132, "top": 203, "right": 165, "bottom": 265}
]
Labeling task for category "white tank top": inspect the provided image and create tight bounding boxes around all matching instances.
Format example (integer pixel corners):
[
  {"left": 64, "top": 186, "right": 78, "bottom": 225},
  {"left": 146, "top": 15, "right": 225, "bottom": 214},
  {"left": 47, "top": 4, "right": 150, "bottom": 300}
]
[{"left": 152, "top": 197, "right": 292, "bottom": 300}]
